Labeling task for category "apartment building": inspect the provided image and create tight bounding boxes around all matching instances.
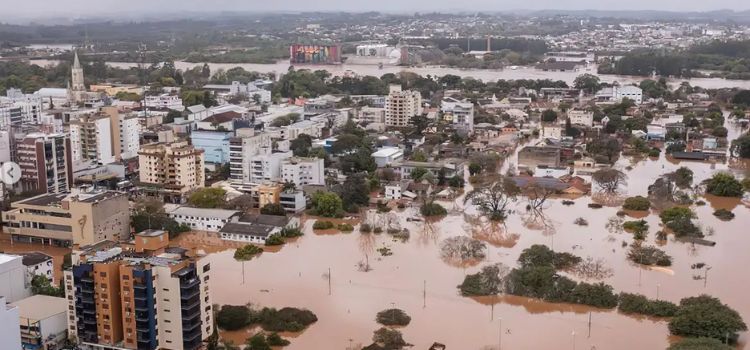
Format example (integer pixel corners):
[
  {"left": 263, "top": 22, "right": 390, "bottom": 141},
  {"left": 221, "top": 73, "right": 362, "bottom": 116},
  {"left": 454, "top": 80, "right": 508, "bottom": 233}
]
[
  {"left": 190, "top": 130, "right": 232, "bottom": 165},
  {"left": 69, "top": 113, "right": 115, "bottom": 165},
  {"left": 0, "top": 297, "right": 22, "bottom": 350},
  {"left": 229, "top": 128, "right": 273, "bottom": 183},
  {"left": 357, "top": 106, "right": 386, "bottom": 124},
  {"left": 119, "top": 113, "right": 140, "bottom": 160},
  {"left": 385, "top": 85, "right": 422, "bottom": 127},
  {"left": 16, "top": 132, "right": 73, "bottom": 194},
  {"left": 281, "top": 157, "right": 324, "bottom": 186},
  {"left": 144, "top": 94, "right": 184, "bottom": 110},
  {"left": 138, "top": 141, "right": 205, "bottom": 201},
  {"left": 441, "top": 97, "right": 475, "bottom": 135},
  {"left": 64, "top": 231, "right": 213, "bottom": 350},
  {"left": 567, "top": 109, "right": 594, "bottom": 127},
  {"left": 1, "top": 190, "right": 130, "bottom": 247},
  {"left": 0, "top": 254, "right": 33, "bottom": 303},
  {"left": 248, "top": 150, "right": 292, "bottom": 183}
]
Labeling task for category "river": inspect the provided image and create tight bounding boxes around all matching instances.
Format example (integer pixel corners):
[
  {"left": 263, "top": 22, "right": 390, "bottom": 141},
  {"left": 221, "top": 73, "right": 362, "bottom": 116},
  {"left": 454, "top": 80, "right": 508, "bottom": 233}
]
[{"left": 28, "top": 59, "right": 750, "bottom": 90}]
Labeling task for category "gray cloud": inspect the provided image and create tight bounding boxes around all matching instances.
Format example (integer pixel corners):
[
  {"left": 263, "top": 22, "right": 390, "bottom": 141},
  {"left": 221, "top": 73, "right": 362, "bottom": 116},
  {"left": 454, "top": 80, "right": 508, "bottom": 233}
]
[{"left": 2, "top": 0, "right": 749, "bottom": 17}]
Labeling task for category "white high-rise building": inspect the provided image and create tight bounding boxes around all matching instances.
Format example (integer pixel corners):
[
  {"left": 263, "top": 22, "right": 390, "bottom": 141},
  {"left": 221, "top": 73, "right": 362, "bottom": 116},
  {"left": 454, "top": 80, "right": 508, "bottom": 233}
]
[
  {"left": 249, "top": 151, "right": 293, "bottom": 183},
  {"left": 385, "top": 85, "right": 422, "bottom": 127},
  {"left": 0, "top": 254, "right": 32, "bottom": 303},
  {"left": 281, "top": 157, "right": 325, "bottom": 186},
  {"left": 119, "top": 114, "right": 140, "bottom": 159},
  {"left": 69, "top": 113, "right": 115, "bottom": 164},
  {"left": 0, "top": 296, "right": 22, "bottom": 350},
  {"left": 229, "top": 129, "right": 273, "bottom": 183}
]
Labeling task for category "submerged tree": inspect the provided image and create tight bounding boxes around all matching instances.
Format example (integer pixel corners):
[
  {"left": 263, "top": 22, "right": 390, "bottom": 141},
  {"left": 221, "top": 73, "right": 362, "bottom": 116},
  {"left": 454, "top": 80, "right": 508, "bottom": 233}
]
[
  {"left": 592, "top": 168, "right": 628, "bottom": 193},
  {"left": 464, "top": 176, "right": 520, "bottom": 221}
]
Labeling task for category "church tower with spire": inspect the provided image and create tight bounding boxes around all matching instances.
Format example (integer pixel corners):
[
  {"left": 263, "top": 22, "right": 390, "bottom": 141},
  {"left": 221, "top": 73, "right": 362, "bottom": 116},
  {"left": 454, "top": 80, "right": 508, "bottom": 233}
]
[{"left": 70, "top": 50, "right": 86, "bottom": 103}]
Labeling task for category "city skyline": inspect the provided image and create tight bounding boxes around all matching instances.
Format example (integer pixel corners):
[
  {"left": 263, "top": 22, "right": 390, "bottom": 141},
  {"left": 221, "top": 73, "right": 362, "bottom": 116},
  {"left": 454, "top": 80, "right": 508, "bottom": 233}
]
[{"left": 2, "top": 0, "right": 750, "bottom": 19}]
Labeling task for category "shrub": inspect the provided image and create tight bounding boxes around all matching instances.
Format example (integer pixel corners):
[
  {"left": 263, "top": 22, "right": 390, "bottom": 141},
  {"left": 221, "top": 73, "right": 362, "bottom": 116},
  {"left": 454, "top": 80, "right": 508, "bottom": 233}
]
[
  {"left": 260, "top": 203, "right": 287, "bottom": 216},
  {"left": 264, "top": 234, "right": 285, "bottom": 246},
  {"left": 570, "top": 282, "right": 619, "bottom": 308},
  {"left": 713, "top": 209, "right": 735, "bottom": 220},
  {"left": 360, "top": 223, "right": 372, "bottom": 233},
  {"left": 375, "top": 309, "right": 412, "bottom": 326},
  {"left": 217, "top": 305, "right": 251, "bottom": 330},
  {"left": 234, "top": 245, "right": 263, "bottom": 261},
  {"left": 337, "top": 223, "right": 354, "bottom": 232},
  {"left": 458, "top": 264, "right": 508, "bottom": 296},
  {"left": 705, "top": 173, "right": 744, "bottom": 197},
  {"left": 667, "top": 217, "right": 703, "bottom": 237},
  {"left": 517, "top": 244, "right": 581, "bottom": 270},
  {"left": 280, "top": 226, "right": 303, "bottom": 238},
  {"left": 369, "top": 327, "right": 407, "bottom": 349},
  {"left": 312, "top": 220, "right": 335, "bottom": 230},
  {"left": 622, "top": 196, "right": 651, "bottom": 211},
  {"left": 668, "top": 337, "right": 733, "bottom": 350},
  {"left": 648, "top": 148, "right": 661, "bottom": 157},
  {"left": 627, "top": 245, "right": 673, "bottom": 266},
  {"left": 266, "top": 333, "right": 290, "bottom": 346},
  {"left": 251, "top": 307, "right": 318, "bottom": 333},
  {"left": 660, "top": 207, "right": 695, "bottom": 223},
  {"left": 619, "top": 293, "right": 678, "bottom": 317},
  {"left": 669, "top": 295, "right": 747, "bottom": 342},
  {"left": 310, "top": 192, "right": 344, "bottom": 217},
  {"left": 623, "top": 220, "right": 649, "bottom": 240},
  {"left": 246, "top": 333, "right": 271, "bottom": 350},
  {"left": 420, "top": 202, "right": 447, "bottom": 217}
]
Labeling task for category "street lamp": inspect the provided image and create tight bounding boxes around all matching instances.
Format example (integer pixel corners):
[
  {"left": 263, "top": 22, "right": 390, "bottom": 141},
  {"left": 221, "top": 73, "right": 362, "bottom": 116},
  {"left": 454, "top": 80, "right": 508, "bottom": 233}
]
[{"left": 656, "top": 283, "right": 661, "bottom": 300}]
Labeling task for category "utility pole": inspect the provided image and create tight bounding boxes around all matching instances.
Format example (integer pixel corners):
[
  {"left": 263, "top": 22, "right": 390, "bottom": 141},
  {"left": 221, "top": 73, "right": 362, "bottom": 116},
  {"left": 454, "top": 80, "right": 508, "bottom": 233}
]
[
  {"left": 328, "top": 267, "right": 332, "bottom": 295},
  {"left": 656, "top": 283, "right": 660, "bottom": 300},
  {"left": 587, "top": 312, "right": 592, "bottom": 338},
  {"left": 423, "top": 280, "right": 426, "bottom": 308},
  {"left": 704, "top": 267, "right": 711, "bottom": 288}
]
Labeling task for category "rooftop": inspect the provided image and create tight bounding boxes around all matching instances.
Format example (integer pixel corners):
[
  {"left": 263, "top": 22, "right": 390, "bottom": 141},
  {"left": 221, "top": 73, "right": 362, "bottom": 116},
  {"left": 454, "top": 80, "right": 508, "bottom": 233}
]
[
  {"left": 10, "top": 295, "right": 67, "bottom": 321},
  {"left": 20, "top": 252, "right": 53, "bottom": 266},
  {"left": 167, "top": 206, "right": 240, "bottom": 220}
]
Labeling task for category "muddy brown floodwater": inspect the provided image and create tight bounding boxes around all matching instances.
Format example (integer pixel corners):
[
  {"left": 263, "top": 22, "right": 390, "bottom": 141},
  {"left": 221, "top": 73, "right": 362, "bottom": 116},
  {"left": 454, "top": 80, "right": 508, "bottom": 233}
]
[{"left": 3, "top": 123, "right": 750, "bottom": 349}]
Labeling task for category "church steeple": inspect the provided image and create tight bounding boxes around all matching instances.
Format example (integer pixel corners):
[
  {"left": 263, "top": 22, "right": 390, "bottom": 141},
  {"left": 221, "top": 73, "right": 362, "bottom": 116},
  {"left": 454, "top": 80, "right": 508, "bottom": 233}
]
[
  {"left": 73, "top": 50, "right": 81, "bottom": 69},
  {"left": 70, "top": 50, "right": 86, "bottom": 103}
]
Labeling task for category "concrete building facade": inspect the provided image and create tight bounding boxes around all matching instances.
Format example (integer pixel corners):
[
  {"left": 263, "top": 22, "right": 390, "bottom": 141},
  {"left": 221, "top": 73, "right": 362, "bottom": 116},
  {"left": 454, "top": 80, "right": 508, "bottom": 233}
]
[
  {"left": 16, "top": 132, "right": 74, "bottom": 194},
  {"left": 138, "top": 141, "right": 205, "bottom": 201},
  {"left": 385, "top": 85, "right": 422, "bottom": 127},
  {"left": 2, "top": 190, "right": 130, "bottom": 247}
]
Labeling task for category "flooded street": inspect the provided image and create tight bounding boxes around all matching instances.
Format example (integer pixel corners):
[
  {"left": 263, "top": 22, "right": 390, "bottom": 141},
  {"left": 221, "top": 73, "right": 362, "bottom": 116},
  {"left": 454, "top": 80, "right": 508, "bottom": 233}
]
[
  {"left": 3, "top": 122, "right": 748, "bottom": 349},
  {"left": 169, "top": 125, "right": 749, "bottom": 349}
]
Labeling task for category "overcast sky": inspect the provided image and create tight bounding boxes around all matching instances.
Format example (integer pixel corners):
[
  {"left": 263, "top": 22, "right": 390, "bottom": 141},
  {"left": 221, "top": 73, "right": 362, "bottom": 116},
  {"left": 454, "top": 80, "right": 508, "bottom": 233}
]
[{"left": 2, "top": 0, "right": 749, "bottom": 18}]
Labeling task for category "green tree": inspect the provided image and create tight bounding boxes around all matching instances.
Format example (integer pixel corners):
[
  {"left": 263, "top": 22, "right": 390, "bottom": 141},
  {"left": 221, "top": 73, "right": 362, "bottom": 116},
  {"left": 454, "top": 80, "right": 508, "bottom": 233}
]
[
  {"left": 668, "top": 337, "right": 733, "bottom": 350},
  {"left": 264, "top": 234, "right": 285, "bottom": 246},
  {"left": 30, "top": 275, "right": 64, "bottom": 297},
  {"left": 705, "top": 172, "right": 744, "bottom": 197},
  {"left": 669, "top": 295, "right": 747, "bottom": 342},
  {"left": 217, "top": 305, "right": 251, "bottom": 331},
  {"left": 335, "top": 173, "right": 370, "bottom": 212},
  {"left": 541, "top": 109, "right": 558, "bottom": 122},
  {"left": 311, "top": 192, "right": 344, "bottom": 218},
  {"left": 622, "top": 196, "right": 651, "bottom": 211},
  {"left": 376, "top": 309, "right": 412, "bottom": 326},
  {"left": 260, "top": 203, "right": 286, "bottom": 216},
  {"left": 188, "top": 188, "right": 227, "bottom": 208},
  {"left": 672, "top": 167, "right": 694, "bottom": 188},
  {"left": 574, "top": 73, "right": 602, "bottom": 94},
  {"left": 410, "top": 167, "right": 429, "bottom": 180},
  {"left": 246, "top": 333, "right": 271, "bottom": 350},
  {"left": 464, "top": 176, "right": 520, "bottom": 221},
  {"left": 731, "top": 134, "right": 750, "bottom": 158}
]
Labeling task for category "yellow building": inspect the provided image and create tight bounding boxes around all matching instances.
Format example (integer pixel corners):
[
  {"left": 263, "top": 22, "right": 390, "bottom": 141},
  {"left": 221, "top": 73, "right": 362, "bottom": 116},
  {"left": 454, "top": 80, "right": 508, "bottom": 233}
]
[
  {"left": 138, "top": 141, "right": 205, "bottom": 202},
  {"left": 1, "top": 190, "right": 130, "bottom": 247}
]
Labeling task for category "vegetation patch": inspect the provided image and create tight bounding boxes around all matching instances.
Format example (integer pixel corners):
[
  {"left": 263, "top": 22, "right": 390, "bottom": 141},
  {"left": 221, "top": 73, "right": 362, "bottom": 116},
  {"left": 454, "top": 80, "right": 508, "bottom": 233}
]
[
  {"left": 420, "top": 202, "right": 448, "bottom": 217},
  {"left": 312, "top": 220, "right": 336, "bottom": 230},
  {"left": 669, "top": 295, "right": 747, "bottom": 343},
  {"left": 622, "top": 196, "right": 651, "bottom": 211},
  {"left": 619, "top": 293, "right": 678, "bottom": 317},
  {"left": 375, "top": 308, "right": 412, "bottom": 326},
  {"left": 713, "top": 209, "right": 735, "bottom": 221},
  {"left": 628, "top": 245, "right": 673, "bottom": 266}
]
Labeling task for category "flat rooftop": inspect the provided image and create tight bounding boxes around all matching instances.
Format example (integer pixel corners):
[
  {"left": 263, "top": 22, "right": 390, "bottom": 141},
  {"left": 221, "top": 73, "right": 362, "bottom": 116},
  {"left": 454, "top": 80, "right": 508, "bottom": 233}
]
[
  {"left": 11, "top": 295, "right": 67, "bottom": 321},
  {"left": 17, "top": 193, "right": 68, "bottom": 207}
]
